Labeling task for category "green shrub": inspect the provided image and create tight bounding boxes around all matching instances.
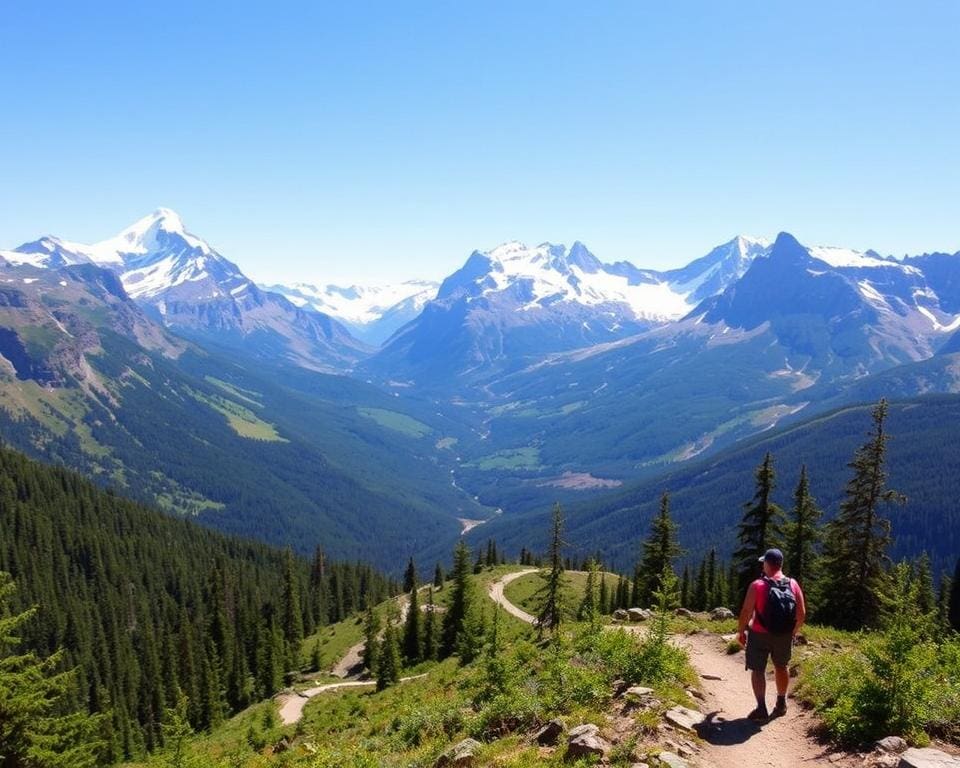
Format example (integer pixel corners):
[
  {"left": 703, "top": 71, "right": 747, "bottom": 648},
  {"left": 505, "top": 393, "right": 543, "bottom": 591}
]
[{"left": 797, "top": 565, "right": 960, "bottom": 744}]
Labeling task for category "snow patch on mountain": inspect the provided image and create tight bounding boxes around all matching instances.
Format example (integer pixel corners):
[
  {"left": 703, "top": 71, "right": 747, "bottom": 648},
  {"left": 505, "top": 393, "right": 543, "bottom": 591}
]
[{"left": 267, "top": 280, "right": 439, "bottom": 325}]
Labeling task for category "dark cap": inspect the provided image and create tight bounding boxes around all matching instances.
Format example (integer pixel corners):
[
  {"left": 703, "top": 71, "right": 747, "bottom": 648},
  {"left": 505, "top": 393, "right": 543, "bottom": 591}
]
[{"left": 758, "top": 548, "right": 783, "bottom": 565}]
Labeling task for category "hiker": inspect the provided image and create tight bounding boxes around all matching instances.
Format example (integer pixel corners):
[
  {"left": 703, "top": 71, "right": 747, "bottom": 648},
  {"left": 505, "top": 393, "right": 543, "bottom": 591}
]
[{"left": 736, "top": 548, "right": 806, "bottom": 721}]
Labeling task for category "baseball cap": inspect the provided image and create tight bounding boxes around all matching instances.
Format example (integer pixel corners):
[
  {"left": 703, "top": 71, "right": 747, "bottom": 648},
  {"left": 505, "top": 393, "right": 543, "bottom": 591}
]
[{"left": 758, "top": 548, "right": 783, "bottom": 565}]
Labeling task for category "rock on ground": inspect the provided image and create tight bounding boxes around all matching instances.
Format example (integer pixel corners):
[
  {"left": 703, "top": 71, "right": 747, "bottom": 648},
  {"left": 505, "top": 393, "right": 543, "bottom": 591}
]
[
  {"left": 566, "top": 723, "right": 610, "bottom": 759},
  {"left": 534, "top": 718, "right": 565, "bottom": 746},
  {"left": 710, "top": 607, "right": 734, "bottom": 620},
  {"left": 876, "top": 737, "right": 909, "bottom": 754},
  {"left": 434, "top": 738, "right": 482, "bottom": 767},
  {"left": 628, "top": 607, "right": 652, "bottom": 621},
  {"left": 898, "top": 748, "right": 960, "bottom": 768},
  {"left": 664, "top": 705, "right": 705, "bottom": 732},
  {"left": 657, "top": 751, "right": 690, "bottom": 768}
]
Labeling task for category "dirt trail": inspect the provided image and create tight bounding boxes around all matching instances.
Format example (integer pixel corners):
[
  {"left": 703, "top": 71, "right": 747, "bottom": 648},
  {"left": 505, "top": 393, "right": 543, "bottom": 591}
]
[
  {"left": 276, "top": 673, "right": 428, "bottom": 726},
  {"left": 680, "top": 633, "right": 855, "bottom": 768},
  {"left": 488, "top": 569, "right": 538, "bottom": 624},
  {"left": 488, "top": 572, "right": 854, "bottom": 768}
]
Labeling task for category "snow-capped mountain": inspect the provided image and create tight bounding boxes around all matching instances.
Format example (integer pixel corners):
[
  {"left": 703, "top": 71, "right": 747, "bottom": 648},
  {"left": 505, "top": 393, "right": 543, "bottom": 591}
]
[
  {"left": 262, "top": 279, "right": 439, "bottom": 345},
  {"left": 5, "top": 210, "right": 368, "bottom": 371},
  {"left": 367, "top": 236, "right": 771, "bottom": 382}
]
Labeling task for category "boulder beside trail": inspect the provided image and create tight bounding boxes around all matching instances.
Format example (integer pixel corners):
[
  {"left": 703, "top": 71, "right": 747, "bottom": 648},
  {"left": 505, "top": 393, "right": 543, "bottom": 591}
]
[
  {"left": 614, "top": 608, "right": 629, "bottom": 621},
  {"left": 566, "top": 724, "right": 610, "bottom": 759},
  {"left": 534, "top": 719, "right": 565, "bottom": 746},
  {"left": 664, "top": 705, "right": 705, "bottom": 732},
  {"left": 876, "top": 737, "right": 908, "bottom": 754},
  {"left": 898, "top": 748, "right": 960, "bottom": 768},
  {"left": 657, "top": 751, "right": 690, "bottom": 768},
  {"left": 434, "top": 738, "right": 481, "bottom": 767},
  {"left": 710, "top": 607, "right": 734, "bottom": 620},
  {"left": 674, "top": 608, "right": 694, "bottom": 618},
  {"left": 628, "top": 608, "right": 652, "bottom": 621}
]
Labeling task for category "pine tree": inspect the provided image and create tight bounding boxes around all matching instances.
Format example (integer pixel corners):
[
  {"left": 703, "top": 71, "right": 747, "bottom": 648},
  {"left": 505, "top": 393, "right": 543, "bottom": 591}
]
[
  {"left": 0, "top": 572, "right": 104, "bottom": 768},
  {"left": 818, "top": 400, "right": 905, "bottom": 630},
  {"left": 423, "top": 587, "right": 439, "bottom": 661},
  {"left": 636, "top": 491, "right": 683, "bottom": 607},
  {"left": 693, "top": 558, "right": 708, "bottom": 611},
  {"left": 281, "top": 549, "right": 304, "bottom": 671},
  {"left": 949, "top": 557, "right": 960, "bottom": 633},
  {"left": 914, "top": 553, "right": 936, "bottom": 618},
  {"left": 733, "top": 452, "right": 784, "bottom": 602},
  {"left": 403, "top": 558, "right": 417, "bottom": 593},
  {"left": 402, "top": 584, "right": 422, "bottom": 663},
  {"left": 705, "top": 548, "right": 718, "bottom": 609},
  {"left": 441, "top": 541, "right": 474, "bottom": 657},
  {"left": 376, "top": 622, "right": 401, "bottom": 690},
  {"left": 433, "top": 563, "right": 444, "bottom": 590},
  {"left": 679, "top": 565, "right": 690, "bottom": 608},
  {"left": 362, "top": 606, "right": 381, "bottom": 675},
  {"left": 599, "top": 572, "right": 610, "bottom": 615},
  {"left": 536, "top": 503, "right": 566, "bottom": 637},
  {"left": 784, "top": 465, "right": 822, "bottom": 596}
]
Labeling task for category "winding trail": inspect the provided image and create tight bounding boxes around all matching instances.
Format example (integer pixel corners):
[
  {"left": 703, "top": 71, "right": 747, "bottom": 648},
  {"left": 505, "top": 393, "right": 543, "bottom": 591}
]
[
  {"left": 488, "top": 571, "right": 856, "bottom": 768},
  {"left": 487, "top": 568, "right": 538, "bottom": 624},
  {"left": 276, "top": 674, "right": 428, "bottom": 726}
]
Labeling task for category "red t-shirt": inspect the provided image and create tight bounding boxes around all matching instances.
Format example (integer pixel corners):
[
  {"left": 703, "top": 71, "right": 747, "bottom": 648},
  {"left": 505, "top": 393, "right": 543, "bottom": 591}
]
[{"left": 749, "top": 572, "right": 802, "bottom": 634}]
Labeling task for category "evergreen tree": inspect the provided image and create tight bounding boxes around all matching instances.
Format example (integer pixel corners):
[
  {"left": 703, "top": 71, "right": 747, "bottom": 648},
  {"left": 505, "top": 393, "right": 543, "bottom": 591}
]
[
  {"left": 784, "top": 465, "right": 822, "bottom": 597},
  {"left": 914, "top": 554, "right": 936, "bottom": 618},
  {"left": 599, "top": 572, "right": 610, "bottom": 615},
  {"left": 693, "top": 558, "right": 708, "bottom": 611},
  {"left": 949, "top": 558, "right": 960, "bottom": 633},
  {"left": 376, "top": 622, "right": 402, "bottom": 691},
  {"left": 818, "top": 400, "right": 905, "bottom": 630},
  {"left": 705, "top": 548, "right": 718, "bottom": 609},
  {"left": 456, "top": 600, "right": 485, "bottom": 664},
  {"left": 362, "top": 606, "right": 381, "bottom": 675},
  {"left": 441, "top": 541, "right": 474, "bottom": 657},
  {"left": 636, "top": 492, "right": 683, "bottom": 607},
  {"left": 733, "top": 452, "right": 784, "bottom": 602},
  {"left": 403, "top": 558, "right": 417, "bottom": 593},
  {"left": 0, "top": 572, "right": 104, "bottom": 768},
  {"left": 423, "top": 587, "right": 439, "bottom": 661},
  {"left": 536, "top": 503, "right": 566, "bottom": 637},
  {"left": 402, "top": 584, "right": 422, "bottom": 663},
  {"left": 281, "top": 549, "right": 304, "bottom": 672},
  {"left": 936, "top": 573, "right": 952, "bottom": 633},
  {"left": 680, "top": 565, "right": 691, "bottom": 609},
  {"left": 433, "top": 563, "right": 444, "bottom": 590}
]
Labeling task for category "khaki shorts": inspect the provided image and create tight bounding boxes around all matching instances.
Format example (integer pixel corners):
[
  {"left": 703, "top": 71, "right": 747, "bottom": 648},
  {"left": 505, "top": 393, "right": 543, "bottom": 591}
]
[{"left": 745, "top": 628, "right": 792, "bottom": 671}]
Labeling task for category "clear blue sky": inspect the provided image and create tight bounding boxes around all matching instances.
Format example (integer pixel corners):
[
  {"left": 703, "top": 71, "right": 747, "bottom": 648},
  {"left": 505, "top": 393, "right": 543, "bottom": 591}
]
[{"left": 2, "top": 2, "right": 958, "bottom": 284}]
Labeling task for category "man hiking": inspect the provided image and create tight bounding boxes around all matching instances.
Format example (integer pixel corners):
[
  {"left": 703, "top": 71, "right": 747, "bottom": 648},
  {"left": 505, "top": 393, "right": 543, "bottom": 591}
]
[{"left": 736, "top": 548, "right": 806, "bottom": 721}]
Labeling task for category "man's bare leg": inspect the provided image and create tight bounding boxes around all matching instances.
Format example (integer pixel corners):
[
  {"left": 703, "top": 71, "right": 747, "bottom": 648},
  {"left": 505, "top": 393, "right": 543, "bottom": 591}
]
[{"left": 751, "top": 669, "right": 766, "bottom": 706}]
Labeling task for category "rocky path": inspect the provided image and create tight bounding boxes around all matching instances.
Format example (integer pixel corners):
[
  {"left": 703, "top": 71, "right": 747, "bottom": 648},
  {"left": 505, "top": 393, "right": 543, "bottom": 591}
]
[
  {"left": 489, "top": 571, "right": 857, "bottom": 768},
  {"left": 681, "top": 632, "right": 856, "bottom": 768}
]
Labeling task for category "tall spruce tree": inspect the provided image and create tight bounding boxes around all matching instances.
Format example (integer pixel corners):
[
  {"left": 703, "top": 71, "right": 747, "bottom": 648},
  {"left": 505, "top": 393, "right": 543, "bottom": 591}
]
[
  {"left": 949, "top": 557, "right": 960, "bottom": 633},
  {"left": 818, "top": 400, "right": 905, "bottom": 630},
  {"left": 636, "top": 492, "right": 683, "bottom": 607},
  {"left": 281, "top": 549, "right": 304, "bottom": 671},
  {"left": 784, "top": 465, "right": 822, "bottom": 596},
  {"left": 441, "top": 541, "right": 473, "bottom": 657},
  {"left": 402, "top": 584, "right": 422, "bottom": 663},
  {"left": 433, "top": 563, "right": 444, "bottom": 590},
  {"left": 376, "top": 622, "right": 402, "bottom": 691},
  {"left": 733, "top": 452, "right": 784, "bottom": 602},
  {"left": 423, "top": 587, "right": 439, "bottom": 661},
  {"left": 362, "top": 606, "right": 381, "bottom": 675},
  {"left": 403, "top": 558, "right": 417, "bottom": 593},
  {"left": 536, "top": 503, "right": 567, "bottom": 637}
]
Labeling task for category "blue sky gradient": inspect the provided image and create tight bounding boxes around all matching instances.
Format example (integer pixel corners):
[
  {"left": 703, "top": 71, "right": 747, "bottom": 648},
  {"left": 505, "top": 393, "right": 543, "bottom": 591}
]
[{"left": 2, "top": 2, "right": 958, "bottom": 283}]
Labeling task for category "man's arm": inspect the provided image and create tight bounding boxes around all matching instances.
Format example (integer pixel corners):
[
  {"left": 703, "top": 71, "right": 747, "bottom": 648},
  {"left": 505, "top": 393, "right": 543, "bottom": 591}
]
[
  {"left": 793, "top": 580, "right": 806, "bottom": 636},
  {"left": 737, "top": 583, "right": 756, "bottom": 647}
]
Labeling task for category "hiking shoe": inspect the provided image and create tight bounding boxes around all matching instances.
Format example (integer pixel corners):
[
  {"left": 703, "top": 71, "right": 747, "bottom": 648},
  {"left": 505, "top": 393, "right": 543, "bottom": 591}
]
[
  {"left": 771, "top": 700, "right": 787, "bottom": 718},
  {"left": 747, "top": 705, "right": 769, "bottom": 721}
]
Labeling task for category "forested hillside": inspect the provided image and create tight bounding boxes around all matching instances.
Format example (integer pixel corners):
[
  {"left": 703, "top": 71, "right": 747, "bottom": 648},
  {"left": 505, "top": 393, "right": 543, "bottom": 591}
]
[
  {"left": 0, "top": 442, "right": 398, "bottom": 763},
  {"left": 470, "top": 395, "right": 960, "bottom": 578}
]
